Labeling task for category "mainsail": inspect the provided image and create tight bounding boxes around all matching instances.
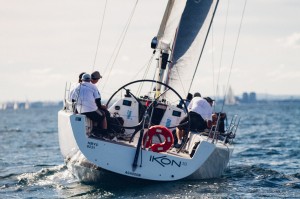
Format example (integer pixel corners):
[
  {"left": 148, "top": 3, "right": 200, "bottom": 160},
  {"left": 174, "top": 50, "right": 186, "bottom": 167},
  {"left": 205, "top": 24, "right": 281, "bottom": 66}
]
[
  {"left": 156, "top": 0, "right": 187, "bottom": 49},
  {"left": 158, "top": 0, "right": 219, "bottom": 98}
]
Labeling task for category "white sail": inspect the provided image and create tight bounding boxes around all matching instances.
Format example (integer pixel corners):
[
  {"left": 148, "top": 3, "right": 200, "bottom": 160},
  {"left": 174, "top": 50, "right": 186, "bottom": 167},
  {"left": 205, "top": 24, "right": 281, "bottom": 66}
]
[
  {"left": 165, "top": 0, "right": 219, "bottom": 97},
  {"left": 3, "top": 103, "right": 7, "bottom": 110},
  {"left": 156, "top": 0, "right": 187, "bottom": 51},
  {"left": 225, "top": 86, "right": 236, "bottom": 105},
  {"left": 13, "top": 102, "right": 18, "bottom": 110},
  {"left": 25, "top": 100, "right": 30, "bottom": 109}
]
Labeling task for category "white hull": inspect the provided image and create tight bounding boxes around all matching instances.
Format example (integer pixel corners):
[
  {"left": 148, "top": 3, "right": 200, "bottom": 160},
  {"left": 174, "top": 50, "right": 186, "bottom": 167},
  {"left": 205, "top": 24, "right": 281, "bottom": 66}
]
[
  {"left": 57, "top": 0, "right": 239, "bottom": 183},
  {"left": 58, "top": 110, "right": 233, "bottom": 182}
]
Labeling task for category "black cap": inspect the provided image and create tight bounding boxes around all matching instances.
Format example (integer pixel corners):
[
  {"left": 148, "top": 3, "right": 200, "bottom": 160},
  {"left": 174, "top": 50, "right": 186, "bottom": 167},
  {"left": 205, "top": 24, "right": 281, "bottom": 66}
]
[
  {"left": 91, "top": 71, "right": 102, "bottom": 79},
  {"left": 186, "top": 93, "right": 193, "bottom": 100},
  {"left": 204, "top": 97, "right": 215, "bottom": 103},
  {"left": 193, "top": 92, "right": 201, "bottom": 97},
  {"left": 78, "top": 72, "right": 86, "bottom": 82}
]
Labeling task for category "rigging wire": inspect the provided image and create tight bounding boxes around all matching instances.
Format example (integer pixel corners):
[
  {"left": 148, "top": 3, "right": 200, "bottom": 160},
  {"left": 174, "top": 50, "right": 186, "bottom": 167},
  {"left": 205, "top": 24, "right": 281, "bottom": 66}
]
[
  {"left": 211, "top": 24, "right": 216, "bottom": 112},
  {"left": 92, "top": 0, "right": 108, "bottom": 71},
  {"left": 175, "top": 67, "right": 186, "bottom": 97},
  {"left": 136, "top": 51, "right": 156, "bottom": 96},
  {"left": 221, "top": 0, "right": 247, "bottom": 112},
  {"left": 188, "top": 0, "right": 220, "bottom": 94},
  {"left": 101, "top": 0, "right": 140, "bottom": 91},
  {"left": 132, "top": 52, "right": 155, "bottom": 82},
  {"left": 216, "top": 0, "right": 230, "bottom": 106},
  {"left": 100, "top": 24, "right": 127, "bottom": 82}
]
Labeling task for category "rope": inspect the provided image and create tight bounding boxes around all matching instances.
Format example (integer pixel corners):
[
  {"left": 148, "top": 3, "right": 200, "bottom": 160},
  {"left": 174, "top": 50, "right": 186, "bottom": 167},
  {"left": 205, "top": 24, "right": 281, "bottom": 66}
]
[
  {"left": 102, "top": 0, "right": 140, "bottom": 91},
  {"left": 221, "top": 0, "right": 247, "bottom": 112},
  {"left": 92, "top": 0, "right": 108, "bottom": 71}
]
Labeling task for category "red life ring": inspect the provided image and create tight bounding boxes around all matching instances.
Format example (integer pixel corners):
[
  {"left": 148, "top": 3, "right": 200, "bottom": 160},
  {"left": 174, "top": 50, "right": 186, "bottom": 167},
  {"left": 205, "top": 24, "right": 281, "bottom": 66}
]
[{"left": 143, "top": 125, "right": 174, "bottom": 153}]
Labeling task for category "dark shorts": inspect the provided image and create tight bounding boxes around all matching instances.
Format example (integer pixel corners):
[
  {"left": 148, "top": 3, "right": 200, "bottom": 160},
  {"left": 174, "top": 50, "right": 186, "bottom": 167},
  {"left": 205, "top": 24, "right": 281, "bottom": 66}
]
[
  {"left": 83, "top": 110, "right": 105, "bottom": 123},
  {"left": 178, "top": 111, "right": 206, "bottom": 132}
]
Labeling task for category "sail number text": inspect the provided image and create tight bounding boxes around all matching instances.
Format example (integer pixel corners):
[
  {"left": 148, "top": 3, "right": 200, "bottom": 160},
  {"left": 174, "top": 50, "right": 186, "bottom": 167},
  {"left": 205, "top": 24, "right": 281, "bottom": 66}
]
[{"left": 87, "top": 141, "right": 98, "bottom": 149}]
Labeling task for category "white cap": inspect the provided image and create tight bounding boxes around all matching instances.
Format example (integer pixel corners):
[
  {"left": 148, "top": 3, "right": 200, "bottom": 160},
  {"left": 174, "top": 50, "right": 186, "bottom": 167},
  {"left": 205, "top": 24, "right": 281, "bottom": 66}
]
[{"left": 81, "top": 73, "right": 91, "bottom": 81}]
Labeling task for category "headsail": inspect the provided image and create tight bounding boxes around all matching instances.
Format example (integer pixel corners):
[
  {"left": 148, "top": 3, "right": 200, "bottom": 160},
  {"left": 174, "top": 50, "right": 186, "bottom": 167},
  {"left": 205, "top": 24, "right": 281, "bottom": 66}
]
[{"left": 164, "top": 0, "right": 219, "bottom": 98}]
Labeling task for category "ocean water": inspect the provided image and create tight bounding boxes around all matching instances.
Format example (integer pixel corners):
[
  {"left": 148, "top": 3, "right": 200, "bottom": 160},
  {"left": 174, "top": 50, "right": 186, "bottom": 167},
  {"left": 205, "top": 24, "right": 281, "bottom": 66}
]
[{"left": 0, "top": 102, "right": 300, "bottom": 198}]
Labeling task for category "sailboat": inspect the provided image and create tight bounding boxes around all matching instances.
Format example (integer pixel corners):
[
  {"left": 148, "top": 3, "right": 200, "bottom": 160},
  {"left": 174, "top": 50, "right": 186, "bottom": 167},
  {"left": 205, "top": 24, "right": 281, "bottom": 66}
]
[
  {"left": 58, "top": 0, "right": 240, "bottom": 182},
  {"left": 0, "top": 102, "right": 6, "bottom": 110},
  {"left": 24, "top": 100, "right": 30, "bottom": 110},
  {"left": 225, "top": 86, "right": 237, "bottom": 105},
  {"left": 13, "top": 102, "right": 18, "bottom": 110}
]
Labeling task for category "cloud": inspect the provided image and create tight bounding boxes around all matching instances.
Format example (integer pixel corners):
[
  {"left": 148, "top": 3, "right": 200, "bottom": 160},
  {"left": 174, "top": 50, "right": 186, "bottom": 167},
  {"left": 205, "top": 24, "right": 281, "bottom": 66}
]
[
  {"left": 266, "top": 64, "right": 300, "bottom": 81},
  {"left": 281, "top": 33, "right": 300, "bottom": 48},
  {"left": 121, "top": 55, "right": 130, "bottom": 62},
  {"left": 30, "top": 68, "right": 52, "bottom": 75}
]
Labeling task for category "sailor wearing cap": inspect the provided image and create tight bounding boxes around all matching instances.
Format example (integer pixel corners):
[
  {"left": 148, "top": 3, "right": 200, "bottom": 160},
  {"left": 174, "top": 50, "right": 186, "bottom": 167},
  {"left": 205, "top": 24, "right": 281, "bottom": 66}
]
[
  {"left": 90, "top": 70, "right": 111, "bottom": 127},
  {"left": 71, "top": 73, "right": 107, "bottom": 131},
  {"left": 204, "top": 97, "right": 215, "bottom": 104},
  {"left": 91, "top": 71, "right": 102, "bottom": 84},
  {"left": 175, "top": 94, "right": 214, "bottom": 148}
]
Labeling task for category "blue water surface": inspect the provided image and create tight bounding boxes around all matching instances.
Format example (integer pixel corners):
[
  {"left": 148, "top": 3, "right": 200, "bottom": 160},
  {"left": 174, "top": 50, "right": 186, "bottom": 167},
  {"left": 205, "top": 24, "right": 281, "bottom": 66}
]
[{"left": 0, "top": 102, "right": 299, "bottom": 198}]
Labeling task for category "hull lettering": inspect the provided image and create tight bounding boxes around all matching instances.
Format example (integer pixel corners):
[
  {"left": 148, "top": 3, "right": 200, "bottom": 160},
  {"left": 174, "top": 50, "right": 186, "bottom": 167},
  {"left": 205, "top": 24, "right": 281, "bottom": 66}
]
[
  {"left": 149, "top": 155, "right": 183, "bottom": 167},
  {"left": 125, "top": 171, "right": 141, "bottom": 177},
  {"left": 87, "top": 141, "right": 98, "bottom": 149}
]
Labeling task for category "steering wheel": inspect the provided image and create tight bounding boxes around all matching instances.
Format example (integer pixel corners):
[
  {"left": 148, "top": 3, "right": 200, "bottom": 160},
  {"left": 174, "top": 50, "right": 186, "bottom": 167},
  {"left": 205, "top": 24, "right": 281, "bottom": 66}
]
[{"left": 106, "top": 79, "right": 189, "bottom": 140}]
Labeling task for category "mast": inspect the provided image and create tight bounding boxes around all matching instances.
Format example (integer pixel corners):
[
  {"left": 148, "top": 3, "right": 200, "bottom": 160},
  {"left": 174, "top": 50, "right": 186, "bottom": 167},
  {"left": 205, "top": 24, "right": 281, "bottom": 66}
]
[
  {"left": 152, "top": 0, "right": 187, "bottom": 98},
  {"left": 154, "top": 41, "right": 170, "bottom": 98}
]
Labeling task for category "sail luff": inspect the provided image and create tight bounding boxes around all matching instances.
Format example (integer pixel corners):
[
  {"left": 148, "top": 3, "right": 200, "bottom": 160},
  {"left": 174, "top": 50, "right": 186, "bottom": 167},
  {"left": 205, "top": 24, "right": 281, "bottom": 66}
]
[
  {"left": 156, "top": 0, "right": 187, "bottom": 51},
  {"left": 156, "top": 0, "right": 175, "bottom": 41}
]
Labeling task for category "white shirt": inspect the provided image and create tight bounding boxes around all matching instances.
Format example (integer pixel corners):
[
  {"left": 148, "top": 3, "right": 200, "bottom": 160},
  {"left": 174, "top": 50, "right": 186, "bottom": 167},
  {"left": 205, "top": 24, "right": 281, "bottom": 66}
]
[
  {"left": 68, "top": 82, "right": 79, "bottom": 102},
  {"left": 188, "top": 97, "right": 212, "bottom": 120},
  {"left": 71, "top": 82, "right": 101, "bottom": 113}
]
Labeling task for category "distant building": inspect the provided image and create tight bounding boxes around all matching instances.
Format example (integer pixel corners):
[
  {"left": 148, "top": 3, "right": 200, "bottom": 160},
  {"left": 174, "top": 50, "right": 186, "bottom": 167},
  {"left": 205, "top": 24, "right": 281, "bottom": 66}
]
[
  {"left": 242, "top": 92, "right": 249, "bottom": 103},
  {"left": 241, "top": 92, "right": 257, "bottom": 103},
  {"left": 249, "top": 92, "right": 257, "bottom": 103}
]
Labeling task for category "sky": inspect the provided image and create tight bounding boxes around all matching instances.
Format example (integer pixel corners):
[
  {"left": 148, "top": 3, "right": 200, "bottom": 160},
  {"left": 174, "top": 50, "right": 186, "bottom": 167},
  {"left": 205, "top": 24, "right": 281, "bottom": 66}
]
[{"left": 1, "top": 0, "right": 300, "bottom": 102}]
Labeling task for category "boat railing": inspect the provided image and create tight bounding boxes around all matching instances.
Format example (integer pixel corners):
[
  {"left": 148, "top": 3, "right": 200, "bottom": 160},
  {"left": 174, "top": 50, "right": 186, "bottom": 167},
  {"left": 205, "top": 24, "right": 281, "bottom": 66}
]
[
  {"left": 62, "top": 82, "right": 76, "bottom": 113},
  {"left": 223, "top": 115, "right": 240, "bottom": 144},
  {"left": 208, "top": 114, "right": 240, "bottom": 144}
]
